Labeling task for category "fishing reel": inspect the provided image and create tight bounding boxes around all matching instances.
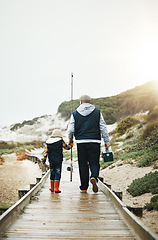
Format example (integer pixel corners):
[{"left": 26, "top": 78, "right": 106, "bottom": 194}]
[{"left": 67, "top": 165, "right": 73, "bottom": 172}]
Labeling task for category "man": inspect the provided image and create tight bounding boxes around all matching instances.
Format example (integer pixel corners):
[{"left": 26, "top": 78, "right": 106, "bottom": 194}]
[{"left": 68, "top": 95, "right": 110, "bottom": 193}]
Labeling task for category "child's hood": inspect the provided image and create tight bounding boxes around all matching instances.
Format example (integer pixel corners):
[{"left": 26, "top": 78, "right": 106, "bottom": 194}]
[{"left": 46, "top": 136, "right": 62, "bottom": 144}]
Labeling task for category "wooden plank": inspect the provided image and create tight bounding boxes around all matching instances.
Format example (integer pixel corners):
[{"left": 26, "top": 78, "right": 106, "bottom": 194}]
[
  {"left": 7, "top": 221, "right": 128, "bottom": 230},
  {"left": 2, "top": 235, "right": 137, "bottom": 240},
  {"left": 5, "top": 230, "right": 135, "bottom": 237}
]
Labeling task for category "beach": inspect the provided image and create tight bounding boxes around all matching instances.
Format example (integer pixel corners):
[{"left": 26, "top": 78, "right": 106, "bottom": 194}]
[{"left": 0, "top": 153, "right": 42, "bottom": 207}]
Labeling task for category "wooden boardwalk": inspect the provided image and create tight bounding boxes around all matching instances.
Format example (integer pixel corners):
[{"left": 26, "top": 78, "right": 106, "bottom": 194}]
[{"left": 2, "top": 162, "right": 138, "bottom": 240}]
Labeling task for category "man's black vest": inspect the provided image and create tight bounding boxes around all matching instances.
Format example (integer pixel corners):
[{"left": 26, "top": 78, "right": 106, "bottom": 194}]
[{"left": 73, "top": 108, "right": 101, "bottom": 140}]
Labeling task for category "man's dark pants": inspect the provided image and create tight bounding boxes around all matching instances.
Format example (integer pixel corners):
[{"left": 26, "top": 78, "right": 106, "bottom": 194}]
[{"left": 77, "top": 142, "right": 100, "bottom": 190}]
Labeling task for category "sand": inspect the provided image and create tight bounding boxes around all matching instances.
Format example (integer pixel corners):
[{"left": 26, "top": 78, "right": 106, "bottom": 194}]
[
  {"left": 0, "top": 153, "right": 42, "bottom": 207},
  {"left": 100, "top": 161, "right": 158, "bottom": 235}
]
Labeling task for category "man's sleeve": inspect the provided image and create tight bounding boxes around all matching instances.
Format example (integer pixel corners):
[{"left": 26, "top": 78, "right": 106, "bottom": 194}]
[
  {"left": 100, "top": 113, "right": 110, "bottom": 144},
  {"left": 67, "top": 114, "right": 75, "bottom": 140}
]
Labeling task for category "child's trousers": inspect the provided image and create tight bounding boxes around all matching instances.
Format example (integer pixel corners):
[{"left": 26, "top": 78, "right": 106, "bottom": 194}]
[{"left": 50, "top": 164, "right": 62, "bottom": 181}]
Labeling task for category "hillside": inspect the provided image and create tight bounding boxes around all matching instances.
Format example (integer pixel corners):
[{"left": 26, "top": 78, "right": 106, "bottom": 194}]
[
  {"left": 0, "top": 80, "right": 157, "bottom": 142},
  {"left": 58, "top": 80, "right": 158, "bottom": 124},
  {"left": 0, "top": 114, "right": 70, "bottom": 142}
]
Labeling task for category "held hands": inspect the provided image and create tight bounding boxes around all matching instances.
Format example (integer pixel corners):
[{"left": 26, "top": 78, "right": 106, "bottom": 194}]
[{"left": 69, "top": 139, "right": 73, "bottom": 144}]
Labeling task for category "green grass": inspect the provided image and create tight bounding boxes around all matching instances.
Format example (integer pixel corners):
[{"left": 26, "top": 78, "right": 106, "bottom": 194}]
[
  {"left": 0, "top": 140, "right": 44, "bottom": 155},
  {"left": 101, "top": 106, "right": 158, "bottom": 171},
  {"left": 63, "top": 150, "right": 71, "bottom": 160},
  {"left": 100, "top": 159, "right": 116, "bottom": 169},
  {"left": 63, "top": 149, "right": 77, "bottom": 161},
  {"left": 0, "top": 203, "right": 10, "bottom": 208},
  {"left": 0, "top": 198, "right": 17, "bottom": 208},
  {"left": 114, "top": 125, "right": 158, "bottom": 168}
]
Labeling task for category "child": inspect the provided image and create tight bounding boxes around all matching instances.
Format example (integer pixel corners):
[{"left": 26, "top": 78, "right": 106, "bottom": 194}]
[{"left": 41, "top": 129, "right": 73, "bottom": 193}]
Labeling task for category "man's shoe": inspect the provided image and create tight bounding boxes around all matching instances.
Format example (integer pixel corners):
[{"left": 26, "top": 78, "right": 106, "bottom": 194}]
[
  {"left": 90, "top": 177, "right": 98, "bottom": 193},
  {"left": 81, "top": 190, "right": 87, "bottom": 193}
]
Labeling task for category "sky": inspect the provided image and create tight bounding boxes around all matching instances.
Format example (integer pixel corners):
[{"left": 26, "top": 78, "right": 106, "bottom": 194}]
[{"left": 0, "top": 0, "right": 158, "bottom": 127}]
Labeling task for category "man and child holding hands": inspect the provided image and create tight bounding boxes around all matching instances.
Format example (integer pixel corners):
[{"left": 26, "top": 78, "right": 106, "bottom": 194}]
[{"left": 42, "top": 95, "right": 110, "bottom": 194}]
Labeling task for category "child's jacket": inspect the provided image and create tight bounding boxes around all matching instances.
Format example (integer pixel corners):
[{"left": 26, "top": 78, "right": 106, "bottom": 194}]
[{"left": 42, "top": 136, "right": 73, "bottom": 168}]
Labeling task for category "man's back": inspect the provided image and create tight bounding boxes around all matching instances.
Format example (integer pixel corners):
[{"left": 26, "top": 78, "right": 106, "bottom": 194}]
[{"left": 73, "top": 107, "right": 101, "bottom": 140}]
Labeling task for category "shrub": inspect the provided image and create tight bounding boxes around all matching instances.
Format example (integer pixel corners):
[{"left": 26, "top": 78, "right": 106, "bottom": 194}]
[
  {"left": 0, "top": 141, "right": 17, "bottom": 149},
  {"left": 127, "top": 171, "right": 158, "bottom": 197},
  {"left": 16, "top": 151, "right": 29, "bottom": 161},
  {"left": 137, "top": 151, "right": 157, "bottom": 167},
  {"left": 144, "top": 195, "right": 158, "bottom": 211},
  {"left": 116, "top": 116, "right": 139, "bottom": 136},
  {"left": 147, "top": 107, "right": 158, "bottom": 122},
  {"left": 142, "top": 121, "right": 158, "bottom": 140}
]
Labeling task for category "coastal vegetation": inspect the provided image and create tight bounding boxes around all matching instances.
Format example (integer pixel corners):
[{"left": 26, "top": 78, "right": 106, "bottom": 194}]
[
  {"left": 127, "top": 171, "right": 158, "bottom": 197},
  {"left": 10, "top": 115, "right": 49, "bottom": 131},
  {"left": 100, "top": 105, "right": 158, "bottom": 212},
  {"left": 100, "top": 106, "right": 158, "bottom": 169},
  {"left": 0, "top": 141, "right": 44, "bottom": 155},
  {"left": 58, "top": 81, "right": 158, "bottom": 124},
  {"left": 127, "top": 172, "right": 158, "bottom": 211}
]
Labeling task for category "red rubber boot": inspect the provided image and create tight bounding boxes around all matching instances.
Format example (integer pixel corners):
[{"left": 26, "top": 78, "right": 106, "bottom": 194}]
[
  {"left": 55, "top": 181, "right": 61, "bottom": 193},
  {"left": 49, "top": 180, "right": 54, "bottom": 192}
]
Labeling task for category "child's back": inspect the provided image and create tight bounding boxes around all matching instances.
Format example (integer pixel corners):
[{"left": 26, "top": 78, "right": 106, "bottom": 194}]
[{"left": 41, "top": 129, "right": 73, "bottom": 193}]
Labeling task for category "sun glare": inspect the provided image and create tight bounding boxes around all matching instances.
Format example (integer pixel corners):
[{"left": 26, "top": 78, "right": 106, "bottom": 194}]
[{"left": 153, "top": 80, "right": 158, "bottom": 92}]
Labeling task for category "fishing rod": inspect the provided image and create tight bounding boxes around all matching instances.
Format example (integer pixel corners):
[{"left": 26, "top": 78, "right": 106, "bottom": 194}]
[
  {"left": 70, "top": 72, "right": 73, "bottom": 182},
  {"left": 67, "top": 72, "right": 73, "bottom": 181}
]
